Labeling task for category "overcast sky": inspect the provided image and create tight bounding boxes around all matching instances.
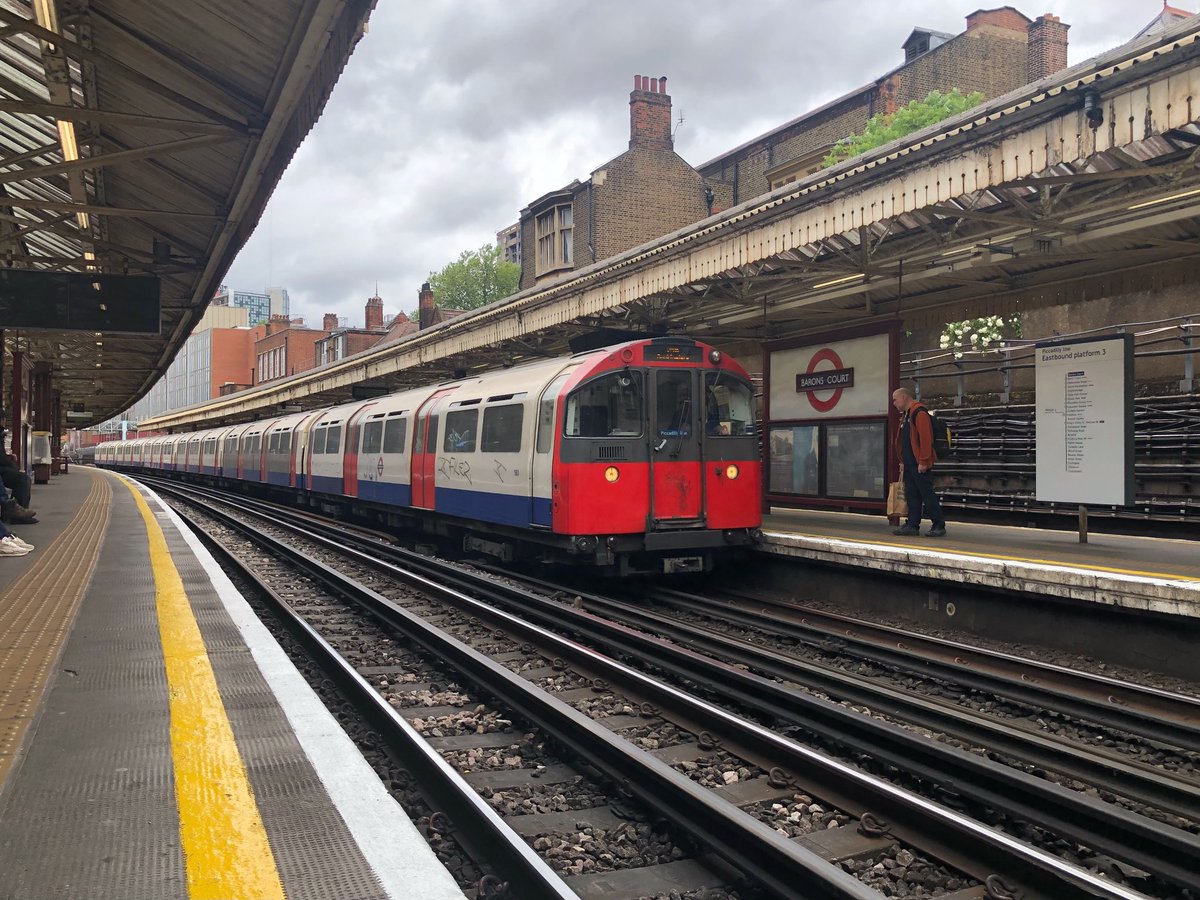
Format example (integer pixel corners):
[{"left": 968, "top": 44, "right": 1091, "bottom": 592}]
[{"left": 222, "top": 0, "right": 1180, "bottom": 328}]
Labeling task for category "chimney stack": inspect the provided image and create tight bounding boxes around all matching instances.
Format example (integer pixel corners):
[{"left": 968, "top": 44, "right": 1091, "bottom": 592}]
[
  {"left": 1027, "top": 14, "right": 1069, "bottom": 83},
  {"left": 629, "top": 74, "right": 672, "bottom": 151},
  {"left": 322, "top": 313, "right": 338, "bottom": 331},
  {"left": 418, "top": 282, "right": 435, "bottom": 330},
  {"left": 365, "top": 294, "right": 384, "bottom": 331}
]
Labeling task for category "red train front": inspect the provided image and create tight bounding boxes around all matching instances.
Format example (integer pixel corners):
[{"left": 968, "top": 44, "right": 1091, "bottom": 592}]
[{"left": 552, "top": 337, "right": 761, "bottom": 574}]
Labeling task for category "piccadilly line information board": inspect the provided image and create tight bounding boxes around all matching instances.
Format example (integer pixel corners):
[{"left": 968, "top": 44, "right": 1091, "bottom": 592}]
[{"left": 1034, "top": 334, "right": 1134, "bottom": 506}]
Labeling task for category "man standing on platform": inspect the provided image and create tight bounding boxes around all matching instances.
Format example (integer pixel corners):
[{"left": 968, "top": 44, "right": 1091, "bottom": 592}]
[{"left": 891, "top": 387, "right": 946, "bottom": 537}]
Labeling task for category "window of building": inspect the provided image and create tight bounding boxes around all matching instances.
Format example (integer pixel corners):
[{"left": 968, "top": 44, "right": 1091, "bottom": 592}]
[
  {"left": 482, "top": 404, "right": 524, "bottom": 453},
  {"left": 535, "top": 203, "right": 573, "bottom": 275}
]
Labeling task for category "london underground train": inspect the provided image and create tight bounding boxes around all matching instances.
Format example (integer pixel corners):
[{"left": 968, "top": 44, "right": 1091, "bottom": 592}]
[{"left": 99, "top": 337, "right": 762, "bottom": 574}]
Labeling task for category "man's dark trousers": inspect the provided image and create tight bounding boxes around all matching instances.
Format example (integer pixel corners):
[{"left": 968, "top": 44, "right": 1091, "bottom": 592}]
[{"left": 902, "top": 465, "right": 943, "bottom": 530}]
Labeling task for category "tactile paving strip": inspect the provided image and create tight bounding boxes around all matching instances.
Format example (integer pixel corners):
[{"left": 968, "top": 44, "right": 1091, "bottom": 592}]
[{"left": 0, "top": 469, "right": 110, "bottom": 787}]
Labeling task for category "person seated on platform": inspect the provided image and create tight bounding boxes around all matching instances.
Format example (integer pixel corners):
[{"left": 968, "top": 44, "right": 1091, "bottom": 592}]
[
  {"left": 0, "top": 518, "right": 33, "bottom": 556},
  {"left": 0, "top": 481, "right": 36, "bottom": 525},
  {"left": 0, "top": 451, "right": 33, "bottom": 509}
]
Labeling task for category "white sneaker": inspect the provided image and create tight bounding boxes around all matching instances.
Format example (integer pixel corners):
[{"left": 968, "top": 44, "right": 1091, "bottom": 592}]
[
  {"left": 7, "top": 535, "right": 33, "bottom": 551},
  {"left": 0, "top": 536, "right": 30, "bottom": 556}
]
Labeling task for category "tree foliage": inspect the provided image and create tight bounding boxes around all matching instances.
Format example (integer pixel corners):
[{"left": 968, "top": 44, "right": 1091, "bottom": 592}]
[
  {"left": 427, "top": 243, "right": 521, "bottom": 311},
  {"left": 822, "top": 89, "right": 984, "bottom": 168}
]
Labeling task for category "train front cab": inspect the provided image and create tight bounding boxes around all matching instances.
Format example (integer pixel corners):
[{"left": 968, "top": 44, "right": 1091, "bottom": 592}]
[{"left": 554, "top": 338, "right": 761, "bottom": 574}]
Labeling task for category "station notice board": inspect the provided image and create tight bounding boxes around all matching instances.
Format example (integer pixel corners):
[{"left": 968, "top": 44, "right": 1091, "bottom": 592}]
[{"left": 1034, "top": 334, "right": 1134, "bottom": 506}]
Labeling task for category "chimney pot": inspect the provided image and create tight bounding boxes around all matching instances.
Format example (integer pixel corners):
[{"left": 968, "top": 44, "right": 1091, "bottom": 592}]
[{"left": 650, "top": 77, "right": 659, "bottom": 93}]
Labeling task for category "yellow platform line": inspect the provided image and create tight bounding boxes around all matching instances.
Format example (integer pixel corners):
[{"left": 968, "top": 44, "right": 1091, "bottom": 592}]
[
  {"left": 777, "top": 530, "right": 1200, "bottom": 583},
  {"left": 122, "top": 479, "right": 285, "bottom": 900}
]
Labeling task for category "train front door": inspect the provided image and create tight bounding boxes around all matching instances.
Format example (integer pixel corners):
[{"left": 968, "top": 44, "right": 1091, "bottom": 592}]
[
  {"left": 410, "top": 389, "right": 453, "bottom": 509},
  {"left": 649, "top": 369, "right": 704, "bottom": 523}
]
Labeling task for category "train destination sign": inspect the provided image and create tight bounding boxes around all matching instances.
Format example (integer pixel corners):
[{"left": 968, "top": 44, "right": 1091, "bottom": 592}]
[
  {"left": 643, "top": 342, "right": 702, "bottom": 363},
  {"left": 796, "top": 368, "right": 854, "bottom": 392}
]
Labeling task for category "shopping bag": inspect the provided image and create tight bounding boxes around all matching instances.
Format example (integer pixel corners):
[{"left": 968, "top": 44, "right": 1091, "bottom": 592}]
[{"left": 887, "top": 481, "right": 907, "bottom": 518}]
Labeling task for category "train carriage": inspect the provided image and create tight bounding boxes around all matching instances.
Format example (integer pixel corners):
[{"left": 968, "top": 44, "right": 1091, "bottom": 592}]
[{"left": 100, "top": 337, "right": 761, "bottom": 574}]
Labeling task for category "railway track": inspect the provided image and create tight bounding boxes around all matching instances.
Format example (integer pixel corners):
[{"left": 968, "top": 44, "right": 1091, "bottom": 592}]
[{"left": 137, "top": 476, "right": 1195, "bottom": 899}]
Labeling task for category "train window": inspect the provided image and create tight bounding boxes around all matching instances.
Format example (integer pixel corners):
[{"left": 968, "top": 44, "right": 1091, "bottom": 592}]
[
  {"left": 565, "top": 371, "right": 644, "bottom": 437},
  {"left": 310, "top": 427, "right": 327, "bottom": 455},
  {"left": 281, "top": 433, "right": 292, "bottom": 452},
  {"left": 383, "top": 418, "right": 407, "bottom": 453},
  {"left": 703, "top": 373, "right": 757, "bottom": 437},
  {"left": 326, "top": 425, "right": 341, "bottom": 454},
  {"left": 362, "top": 420, "right": 383, "bottom": 454},
  {"left": 425, "top": 415, "right": 439, "bottom": 453},
  {"left": 655, "top": 371, "right": 693, "bottom": 438},
  {"left": 267, "top": 432, "right": 278, "bottom": 453},
  {"left": 444, "top": 409, "right": 478, "bottom": 453},
  {"left": 482, "top": 404, "right": 523, "bottom": 453}
]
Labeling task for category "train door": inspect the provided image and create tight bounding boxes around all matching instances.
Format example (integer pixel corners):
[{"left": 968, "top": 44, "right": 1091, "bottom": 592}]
[
  {"left": 531, "top": 373, "right": 570, "bottom": 526},
  {"left": 649, "top": 368, "right": 704, "bottom": 523},
  {"left": 341, "top": 403, "right": 375, "bottom": 496},
  {"left": 410, "top": 389, "right": 454, "bottom": 509}
]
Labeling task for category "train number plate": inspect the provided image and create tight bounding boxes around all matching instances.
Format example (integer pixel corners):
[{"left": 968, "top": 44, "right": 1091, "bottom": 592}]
[{"left": 662, "top": 555, "right": 704, "bottom": 574}]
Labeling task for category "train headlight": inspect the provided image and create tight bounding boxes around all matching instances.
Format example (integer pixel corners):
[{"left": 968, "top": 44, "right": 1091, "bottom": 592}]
[
  {"left": 709, "top": 349, "right": 722, "bottom": 364},
  {"left": 725, "top": 464, "right": 739, "bottom": 480},
  {"left": 604, "top": 466, "right": 620, "bottom": 483}
]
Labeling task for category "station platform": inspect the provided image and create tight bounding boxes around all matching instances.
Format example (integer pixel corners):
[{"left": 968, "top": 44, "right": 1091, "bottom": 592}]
[
  {"left": 760, "top": 507, "right": 1200, "bottom": 619},
  {"left": 0, "top": 467, "right": 462, "bottom": 900}
]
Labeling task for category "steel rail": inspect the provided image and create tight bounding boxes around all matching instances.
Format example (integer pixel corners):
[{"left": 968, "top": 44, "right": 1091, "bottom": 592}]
[
  {"left": 163, "top": 497, "right": 579, "bottom": 900},
  {"left": 146, "top": 480, "right": 1160, "bottom": 900},
  {"left": 153, "top": 482, "right": 879, "bottom": 900},
  {"left": 579, "top": 591, "right": 1200, "bottom": 822},
  {"left": 658, "top": 587, "right": 1200, "bottom": 754}
]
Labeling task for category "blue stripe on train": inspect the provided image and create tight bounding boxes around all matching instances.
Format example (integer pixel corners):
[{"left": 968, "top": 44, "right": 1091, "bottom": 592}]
[
  {"left": 435, "top": 486, "right": 554, "bottom": 528},
  {"left": 266, "top": 470, "right": 291, "bottom": 486},
  {"left": 310, "top": 474, "right": 342, "bottom": 494},
  {"left": 357, "top": 479, "right": 411, "bottom": 506}
]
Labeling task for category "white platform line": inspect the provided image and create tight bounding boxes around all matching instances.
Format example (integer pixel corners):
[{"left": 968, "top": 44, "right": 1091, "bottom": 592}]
[{"left": 138, "top": 482, "right": 464, "bottom": 900}]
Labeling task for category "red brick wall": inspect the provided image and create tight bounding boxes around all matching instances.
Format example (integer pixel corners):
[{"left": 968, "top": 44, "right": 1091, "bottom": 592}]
[
  {"left": 209, "top": 327, "right": 262, "bottom": 396},
  {"left": 965, "top": 6, "right": 1031, "bottom": 33},
  {"left": 629, "top": 75, "right": 672, "bottom": 151},
  {"left": 1026, "top": 14, "right": 1069, "bottom": 83}
]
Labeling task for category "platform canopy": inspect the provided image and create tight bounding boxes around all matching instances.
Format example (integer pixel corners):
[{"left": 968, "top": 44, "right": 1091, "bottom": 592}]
[{"left": 0, "top": 0, "right": 375, "bottom": 426}]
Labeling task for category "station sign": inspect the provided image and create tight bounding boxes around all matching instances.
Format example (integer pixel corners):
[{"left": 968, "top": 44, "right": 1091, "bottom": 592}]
[
  {"left": 770, "top": 333, "right": 888, "bottom": 419},
  {"left": 1034, "top": 334, "right": 1134, "bottom": 506}
]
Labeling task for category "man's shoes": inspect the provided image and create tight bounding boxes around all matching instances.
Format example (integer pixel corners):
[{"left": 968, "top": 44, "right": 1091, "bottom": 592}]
[
  {"left": 892, "top": 525, "right": 920, "bottom": 536},
  {"left": 0, "top": 501, "right": 36, "bottom": 524},
  {"left": 0, "top": 535, "right": 30, "bottom": 556},
  {"left": 925, "top": 526, "right": 947, "bottom": 537}
]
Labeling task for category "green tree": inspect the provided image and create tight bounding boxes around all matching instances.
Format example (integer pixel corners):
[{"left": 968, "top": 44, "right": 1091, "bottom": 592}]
[
  {"left": 822, "top": 89, "right": 984, "bottom": 168},
  {"left": 427, "top": 243, "right": 521, "bottom": 311}
]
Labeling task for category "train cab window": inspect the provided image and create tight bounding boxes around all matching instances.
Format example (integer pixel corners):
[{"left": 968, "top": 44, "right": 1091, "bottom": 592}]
[
  {"left": 383, "top": 416, "right": 407, "bottom": 453},
  {"left": 703, "top": 372, "right": 757, "bottom": 437},
  {"left": 656, "top": 371, "right": 693, "bottom": 438},
  {"left": 482, "top": 404, "right": 523, "bottom": 453},
  {"left": 362, "top": 420, "right": 383, "bottom": 454},
  {"left": 444, "top": 410, "right": 477, "bottom": 453},
  {"left": 565, "top": 371, "right": 644, "bottom": 437}
]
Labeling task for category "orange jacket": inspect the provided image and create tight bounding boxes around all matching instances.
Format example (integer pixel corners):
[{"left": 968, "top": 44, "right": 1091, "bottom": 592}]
[{"left": 895, "top": 402, "right": 937, "bottom": 470}]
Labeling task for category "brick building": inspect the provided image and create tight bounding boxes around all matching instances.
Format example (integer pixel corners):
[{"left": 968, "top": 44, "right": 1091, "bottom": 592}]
[
  {"left": 254, "top": 317, "right": 327, "bottom": 384},
  {"left": 699, "top": 7, "right": 1070, "bottom": 205},
  {"left": 314, "top": 294, "right": 391, "bottom": 365},
  {"left": 517, "top": 75, "right": 712, "bottom": 291}
]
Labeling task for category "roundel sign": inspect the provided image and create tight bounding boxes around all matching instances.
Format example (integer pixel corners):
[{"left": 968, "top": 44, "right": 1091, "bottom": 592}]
[{"left": 797, "top": 348, "right": 855, "bottom": 413}]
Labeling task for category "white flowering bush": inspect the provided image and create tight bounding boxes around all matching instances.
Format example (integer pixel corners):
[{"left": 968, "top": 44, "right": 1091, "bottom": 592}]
[{"left": 939, "top": 315, "right": 1021, "bottom": 358}]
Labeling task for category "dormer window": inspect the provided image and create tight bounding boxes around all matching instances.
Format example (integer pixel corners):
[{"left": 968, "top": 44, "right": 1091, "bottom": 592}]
[
  {"left": 905, "top": 36, "right": 929, "bottom": 61},
  {"left": 535, "top": 203, "right": 573, "bottom": 276}
]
